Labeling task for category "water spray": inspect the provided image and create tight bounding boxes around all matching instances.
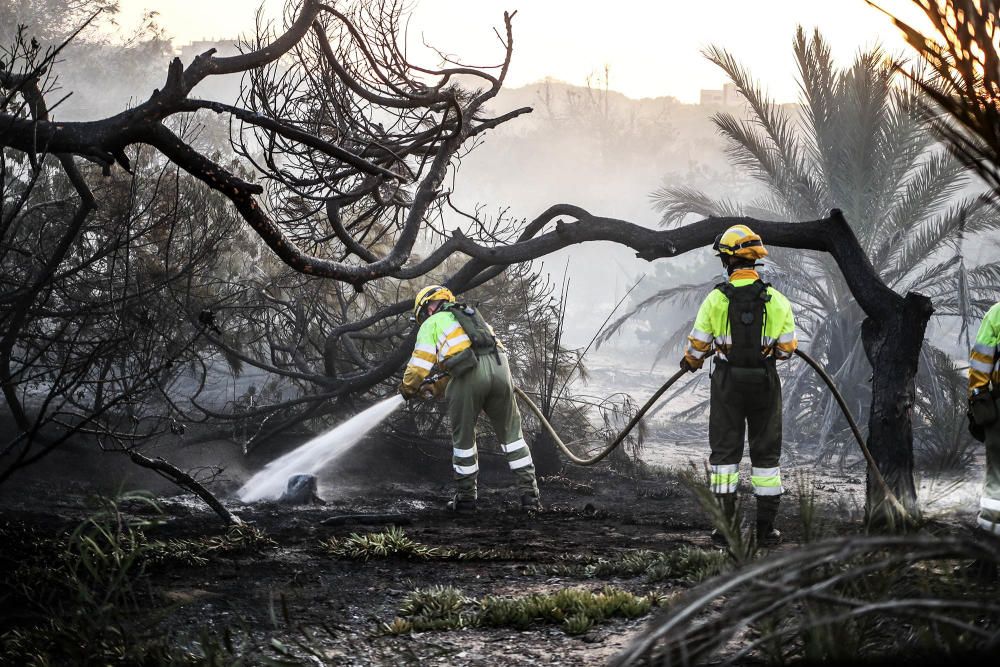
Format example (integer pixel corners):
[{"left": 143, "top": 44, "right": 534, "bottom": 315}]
[
  {"left": 237, "top": 373, "right": 447, "bottom": 503},
  {"left": 237, "top": 394, "right": 405, "bottom": 503}
]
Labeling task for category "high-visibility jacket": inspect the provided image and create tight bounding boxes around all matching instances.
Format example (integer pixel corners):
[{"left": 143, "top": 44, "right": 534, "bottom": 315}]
[
  {"left": 970, "top": 302, "right": 1000, "bottom": 395},
  {"left": 684, "top": 269, "right": 797, "bottom": 369},
  {"left": 401, "top": 310, "right": 472, "bottom": 395}
]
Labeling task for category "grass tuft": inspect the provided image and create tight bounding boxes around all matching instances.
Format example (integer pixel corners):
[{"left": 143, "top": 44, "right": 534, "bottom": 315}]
[
  {"left": 323, "top": 527, "right": 521, "bottom": 562},
  {"left": 400, "top": 585, "right": 471, "bottom": 619},
  {"left": 540, "top": 547, "right": 727, "bottom": 584},
  {"left": 142, "top": 523, "right": 276, "bottom": 568},
  {"left": 323, "top": 526, "right": 443, "bottom": 560},
  {"left": 384, "top": 584, "right": 659, "bottom": 636}
]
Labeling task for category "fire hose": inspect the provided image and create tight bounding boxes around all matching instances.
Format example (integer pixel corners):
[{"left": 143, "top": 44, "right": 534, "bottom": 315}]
[{"left": 513, "top": 348, "right": 910, "bottom": 520}]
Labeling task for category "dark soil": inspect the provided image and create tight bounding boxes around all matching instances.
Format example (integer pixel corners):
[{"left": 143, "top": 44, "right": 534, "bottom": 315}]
[{"left": 0, "top": 432, "right": 840, "bottom": 666}]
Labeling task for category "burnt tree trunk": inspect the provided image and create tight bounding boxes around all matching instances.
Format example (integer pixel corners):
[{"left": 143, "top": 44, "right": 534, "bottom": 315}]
[
  {"left": 861, "top": 293, "right": 933, "bottom": 525},
  {"left": 531, "top": 429, "right": 563, "bottom": 478}
]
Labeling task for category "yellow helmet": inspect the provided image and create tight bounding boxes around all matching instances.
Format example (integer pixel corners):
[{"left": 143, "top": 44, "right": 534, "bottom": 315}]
[
  {"left": 713, "top": 224, "right": 768, "bottom": 260},
  {"left": 413, "top": 285, "right": 455, "bottom": 319}
]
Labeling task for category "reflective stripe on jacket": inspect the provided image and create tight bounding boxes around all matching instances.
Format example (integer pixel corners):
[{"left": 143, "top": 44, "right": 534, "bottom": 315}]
[
  {"left": 970, "top": 302, "right": 1000, "bottom": 395},
  {"left": 684, "top": 269, "right": 797, "bottom": 370}
]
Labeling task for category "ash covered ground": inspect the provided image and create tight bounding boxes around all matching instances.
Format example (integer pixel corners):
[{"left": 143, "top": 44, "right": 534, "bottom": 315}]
[{"left": 0, "top": 457, "right": 802, "bottom": 665}]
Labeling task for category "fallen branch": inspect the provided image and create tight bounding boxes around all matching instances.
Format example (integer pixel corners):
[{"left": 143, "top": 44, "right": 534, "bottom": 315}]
[{"left": 127, "top": 450, "right": 242, "bottom": 527}]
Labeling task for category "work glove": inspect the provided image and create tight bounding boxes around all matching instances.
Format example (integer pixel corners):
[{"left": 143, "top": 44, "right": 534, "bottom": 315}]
[
  {"left": 967, "top": 390, "right": 995, "bottom": 443},
  {"left": 399, "top": 382, "right": 419, "bottom": 402},
  {"left": 428, "top": 375, "right": 450, "bottom": 399},
  {"left": 413, "top": 378, "right": 446, "bottom": 402},
  {"left": 968, "top": 409, "right": 986, "bottom": 443},
  {"left": 679, "top": 357, "right": 696, "bottom": 373}
]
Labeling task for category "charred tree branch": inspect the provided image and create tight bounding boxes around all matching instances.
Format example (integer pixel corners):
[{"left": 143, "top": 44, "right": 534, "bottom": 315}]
[{"left": 127, "top": 449, "right": 242, "bottom": 526}]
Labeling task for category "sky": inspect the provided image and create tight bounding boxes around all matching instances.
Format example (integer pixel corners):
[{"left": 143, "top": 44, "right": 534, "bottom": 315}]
[{"left": 114, "top": 0, "right": 931, "bottom": 104}]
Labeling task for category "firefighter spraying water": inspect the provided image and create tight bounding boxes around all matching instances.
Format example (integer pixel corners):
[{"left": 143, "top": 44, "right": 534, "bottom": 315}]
[
  {"left": 237, "top": 285, "right": 543, "bottom": 511},
  {"left": 399, "top": 285, "right": 541, "bottom": 512}
]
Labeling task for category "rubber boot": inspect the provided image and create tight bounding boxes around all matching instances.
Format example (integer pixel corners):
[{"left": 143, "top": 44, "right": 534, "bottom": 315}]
[
  {"left": 521, "top": 493, "right": 542, "bottom": 512},
  {"left": 710, "top": 493, "right": 738, "bottom": 545},
  {"left": 755, "top": 495, "right": 781, "bottom": 546},
  {"left": 446, "top": 495, "right": 477, "bottom": 513},
  {"left": 956, "top": 525, "right": 1000, "bottom": 582}
]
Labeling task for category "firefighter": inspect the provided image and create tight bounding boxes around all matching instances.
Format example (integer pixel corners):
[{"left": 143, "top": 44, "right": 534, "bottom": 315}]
[
  {"left": 680, "top": 224, "right": 797, "bottom": 545},
  {"left": 399, "top": 285, "right": 541, "bottom": 512},
  {"left": 968, "top": 302, "right": 1000, "bottom": 539}
]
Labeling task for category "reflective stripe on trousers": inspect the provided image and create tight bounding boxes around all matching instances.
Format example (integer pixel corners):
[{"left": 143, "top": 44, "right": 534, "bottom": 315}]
[
  {"left": 710, "top": 463, "right": 738, "bottom": 494},
  {"left": 446, "top": 351, "right": 538, "bottom": 500},
  {"left": 751, "top": 466, "right": 783, "bottom": 496}
]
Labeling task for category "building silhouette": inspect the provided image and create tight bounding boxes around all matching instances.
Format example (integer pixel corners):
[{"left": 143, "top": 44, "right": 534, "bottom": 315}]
[{"left": 699, "top": 82, "right": 744, "bottom": 106}]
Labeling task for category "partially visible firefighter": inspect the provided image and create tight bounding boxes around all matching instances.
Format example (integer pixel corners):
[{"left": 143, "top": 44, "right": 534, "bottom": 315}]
[
  {"left": 680, "top": 224, "right": 797, "bottom": 545},
  {"left": 968, "top": 302, "right": 1000, "bottom": 552},
  {"left": 399, "top": 285, "right": 541, "bottom": 512}
]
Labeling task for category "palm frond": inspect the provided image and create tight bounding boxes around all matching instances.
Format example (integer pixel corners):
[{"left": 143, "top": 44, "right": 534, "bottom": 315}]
[
  {"left": 711, "top": 113, "right": 788, "bottom": 191},
  {"left": 651, "top": 315, "right": 700, "bottom": 369},
  {"left": 741, "top": 194, "right": 788, "bottom": 221},
  {"left": 870, "top": 152, "right": 969, "bottom": 267},
  {"left": 885, "top": 196, "right": 995, "bottom": 286},
  {"left": 650, "top": 186, "right": 744, "bottom": 229},
  {"left": 875, "top": 0, "right": 1000, "bottom": 196},
  {"left": 904, "top": 254, "right": 962, "bottom": 294},
  {"left": 869, "top": 82, "right": 934, "bottom": 221},
  {"left": 705, "top": 42, "right": 827, "bottom": 217},
  {"left": 595, "top": 280, "right": 717, "bottom": 347},
  {"left": 844, "top": 48, "right": 895, "bottom": 205}
]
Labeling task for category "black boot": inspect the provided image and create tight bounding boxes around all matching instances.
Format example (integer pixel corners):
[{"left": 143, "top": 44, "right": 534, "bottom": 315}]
[
  {"left": 710, "top": 493, "right": 738, "bottom": 545},
  {"left": 446, "top": 496, "right": 477, "bottom": 513},
  {"left": 521, "top": 493, "right": 542, "bottom": 511},
  {"left": 756, "top": 495, "right": 781, "bottom": 546},
  {"left": 957, "top": 524, "right": 1000, "bottom": 581}
]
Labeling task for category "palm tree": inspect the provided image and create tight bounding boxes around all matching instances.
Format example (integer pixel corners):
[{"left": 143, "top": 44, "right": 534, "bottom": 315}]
[{"left": 608, "top": 28, "right": 1000, "bottom": 466}]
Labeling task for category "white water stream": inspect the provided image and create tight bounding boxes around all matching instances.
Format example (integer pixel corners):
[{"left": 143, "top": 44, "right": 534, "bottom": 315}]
[{"left": 237, "top": 395, "right": 405, "bottom": 502}]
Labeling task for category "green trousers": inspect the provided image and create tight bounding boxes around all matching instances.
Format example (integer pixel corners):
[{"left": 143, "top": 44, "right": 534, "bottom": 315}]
[
  {"left": 444, "top": 351, "right": 539, "bottom": 501},
  {"left": 980, "top": 396, "right": 1000, "bottom": 536},
  {"left": 708, "top": 362, "right": 783, "bottom": 526}
]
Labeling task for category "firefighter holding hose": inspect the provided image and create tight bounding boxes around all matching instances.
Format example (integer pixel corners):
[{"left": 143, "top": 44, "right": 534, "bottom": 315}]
[
  {"left": 399, "top": 286, "right": 541, "bottom": 513},
  {"left": 680, "top": 225, "right": 797, "bottom": 545}
]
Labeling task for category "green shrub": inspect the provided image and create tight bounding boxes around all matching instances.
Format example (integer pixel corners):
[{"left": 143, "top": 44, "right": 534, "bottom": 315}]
[
  {"left": 323, "top": 526, "right": 443, "bottom": 560},
  {"left": 386, "top": 585, "right": 659, "bottom": 636},
  {"left": 541, "top": 546, "right": 727, "bottom": 584}
]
